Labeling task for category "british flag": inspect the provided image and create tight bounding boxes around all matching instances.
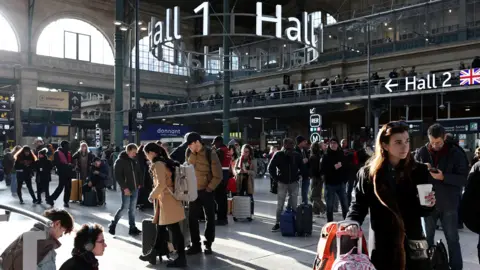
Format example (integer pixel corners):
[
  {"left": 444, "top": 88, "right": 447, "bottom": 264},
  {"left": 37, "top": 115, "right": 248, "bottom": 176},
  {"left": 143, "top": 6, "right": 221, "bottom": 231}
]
[{"left": 459, "top": 68, "right": 480, "bottom": 86}]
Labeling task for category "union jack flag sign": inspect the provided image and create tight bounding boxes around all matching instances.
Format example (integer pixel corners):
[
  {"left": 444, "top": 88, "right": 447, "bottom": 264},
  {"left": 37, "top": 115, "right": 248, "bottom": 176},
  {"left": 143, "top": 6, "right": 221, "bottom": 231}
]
[{"left": 459, "top": 68, "right": 480, "bottom": 85}]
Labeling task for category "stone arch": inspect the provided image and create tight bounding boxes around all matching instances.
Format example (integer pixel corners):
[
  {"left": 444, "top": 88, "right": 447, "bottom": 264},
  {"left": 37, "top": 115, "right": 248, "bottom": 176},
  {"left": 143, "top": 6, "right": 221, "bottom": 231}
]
[{"left": 0, "top": 10, "right": 21, "bottom": 52}]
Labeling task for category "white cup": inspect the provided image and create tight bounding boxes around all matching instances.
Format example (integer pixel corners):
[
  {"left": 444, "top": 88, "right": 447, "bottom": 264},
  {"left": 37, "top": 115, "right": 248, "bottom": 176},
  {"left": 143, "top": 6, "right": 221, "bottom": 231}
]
[{"left": 417, "top": 184, "right": 433, "bottom": 206}]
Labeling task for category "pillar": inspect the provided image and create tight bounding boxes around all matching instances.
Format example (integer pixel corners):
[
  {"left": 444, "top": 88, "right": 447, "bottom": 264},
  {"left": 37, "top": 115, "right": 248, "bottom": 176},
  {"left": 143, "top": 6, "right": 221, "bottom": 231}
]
[
  {"left": 17, "top": 69, "right": 38, "bottom": 145},
  {"left": 373, "top": 110, "right": 382, "bottom": 140},
  {"left": 222, "top": 0, "right": 231, "bottom": 143},
  {"left": 459, "top": 0, "right": 467, "bottom": 41},
  {"left": 114, "top": 0, "right": 125, "bottom": 149}
]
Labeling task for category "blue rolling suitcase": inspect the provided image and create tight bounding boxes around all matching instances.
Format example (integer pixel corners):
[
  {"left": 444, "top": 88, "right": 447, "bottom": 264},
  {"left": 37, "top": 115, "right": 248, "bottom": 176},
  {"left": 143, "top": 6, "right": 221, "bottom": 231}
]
[{"left": 280, "top": 208, "right": 296, "bottom": 236}]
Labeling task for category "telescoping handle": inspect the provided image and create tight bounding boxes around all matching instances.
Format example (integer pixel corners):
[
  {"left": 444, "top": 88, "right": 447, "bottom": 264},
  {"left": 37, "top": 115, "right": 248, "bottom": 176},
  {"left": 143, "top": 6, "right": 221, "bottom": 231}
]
[{"left": 336, "top": 221, "right": 363, "bottom": 257}]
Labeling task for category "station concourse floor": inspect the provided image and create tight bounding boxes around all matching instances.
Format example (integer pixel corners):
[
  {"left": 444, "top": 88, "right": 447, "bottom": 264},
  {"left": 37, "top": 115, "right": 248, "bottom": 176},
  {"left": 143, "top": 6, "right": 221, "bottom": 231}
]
[{"left": 1, "top": 176, "right": 479, "bottom": 270}]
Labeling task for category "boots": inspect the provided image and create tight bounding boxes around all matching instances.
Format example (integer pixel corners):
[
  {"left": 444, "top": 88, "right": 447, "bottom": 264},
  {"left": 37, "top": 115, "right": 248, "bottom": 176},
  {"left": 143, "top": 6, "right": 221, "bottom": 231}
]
[
  {"left": 139, "top": 249, "right": 159, "bottom": 265},
  {"left": 166, "top": 254, "right": 187, "bottom": 268}
]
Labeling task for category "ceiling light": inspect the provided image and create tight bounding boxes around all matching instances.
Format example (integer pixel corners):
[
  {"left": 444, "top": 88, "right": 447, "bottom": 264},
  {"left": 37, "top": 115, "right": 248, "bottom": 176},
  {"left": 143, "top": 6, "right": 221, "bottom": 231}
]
[
  {"left": 138, "top": 21, "right": 143, "bottom": 25},
  {"left": 356, "top": 50, "right": 360, "bottom": 53},
  {"left": 173, "top": 123, "right": 180, "bottom": 126},
  {"left": 425, "top": 38, "right": 429, "bottom": 41},
  {"left": 140, "top": 26, "right": 148, "bottom": 31},
  {"left": 125, "top": 83, "right": 130, "bottom": 87},
  {"left": 254, "top": 117, "right": 262, "bottom": 120},
  {"left": 388, "top": 27, "right": 393, "bottom": 30},
  {"left": 328, "top": 35, "right": 332, "bottom": 38},
  {"left": 283, "top": 44, "right": 287, "bottom": 47},
  {"left": 384, "top": 22, "right": 388, "bottom": 26},
  {"left": 185, "top": 80, "right": 188, "bottom": 83},
  {"left": 119, "top": 25, "right": 128, "bottom": 31},
  {"left": 78, "top": 81, "right": 84, "bottom": 85},
  {"left": 114, "top": 21, "right": 122, "bottom": 26},
  {"left": 162, "top": 118, "right": 166, "bottom": 121},
  {"left": 345, "top": 102, "right": 351, "bottom": 105},
  {"left": 449, "top": 9, "right": 452, "bottom": 13},
  {"left": 245, "top": 52, "right": 249, "bottom": 55},
  {"left": 465, "top": 108, "right": 470, "bottom": 111},
  {"left": 348, "top": 36, "right": 352, "bottom": 40}
]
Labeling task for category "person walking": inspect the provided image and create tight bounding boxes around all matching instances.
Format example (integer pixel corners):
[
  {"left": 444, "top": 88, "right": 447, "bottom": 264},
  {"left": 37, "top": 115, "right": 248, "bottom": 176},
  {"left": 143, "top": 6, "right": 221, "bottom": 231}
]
[
  {"left": 212, "top": 136, "right": 232, "bottom": 225},
  {"left": 185, "top": 132, "right": 222, "bottom": 255},
  {"left": 35, "top": 148, "right": 53, "bottom": 204},
  {"left": 414, "top": 123, "right": 468, "bottom": 270},
  {"left": 139, "top": 142, "right": 187, "bottom": 268},
  {"left": 48, "top": 141, "right": 75, "bottom": 208},
  {"left": 108, "top": 144, "right": 143, "bottom": 236},
  {"left": 14, "top": 146, "right": 38, "bottom": 204}
]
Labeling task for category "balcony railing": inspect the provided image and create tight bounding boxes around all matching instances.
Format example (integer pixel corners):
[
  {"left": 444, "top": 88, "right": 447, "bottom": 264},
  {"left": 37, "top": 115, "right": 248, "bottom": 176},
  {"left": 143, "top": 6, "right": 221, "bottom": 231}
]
[{"left": 148, "top": 71, "right": 475, "bottom": 117}]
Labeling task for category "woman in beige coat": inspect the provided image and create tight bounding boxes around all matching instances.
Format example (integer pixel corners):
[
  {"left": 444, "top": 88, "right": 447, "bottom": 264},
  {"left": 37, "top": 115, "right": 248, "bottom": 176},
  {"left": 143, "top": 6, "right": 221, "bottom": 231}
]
[
  {"left": 234, "top": 144, "right": 256, "bottom": 215},
  {"left": 139, "top": 142, "right": 186, "bottom": 268}
]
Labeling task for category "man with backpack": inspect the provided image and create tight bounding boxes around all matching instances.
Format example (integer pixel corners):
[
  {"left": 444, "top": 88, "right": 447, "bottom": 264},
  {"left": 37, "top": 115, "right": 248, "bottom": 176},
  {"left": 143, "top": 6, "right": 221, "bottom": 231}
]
[
  {"left": 185, "top": 132, "right": 222, "bottom": 255},
  {"left": 414, "top": 123, "right": 469, "bottom": 270}
]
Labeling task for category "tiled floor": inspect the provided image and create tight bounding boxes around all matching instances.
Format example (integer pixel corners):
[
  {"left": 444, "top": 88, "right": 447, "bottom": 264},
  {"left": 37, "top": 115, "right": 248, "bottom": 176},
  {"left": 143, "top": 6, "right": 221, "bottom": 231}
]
[{"left": 0, "top": 176, "right": 479, "bottom": 269}]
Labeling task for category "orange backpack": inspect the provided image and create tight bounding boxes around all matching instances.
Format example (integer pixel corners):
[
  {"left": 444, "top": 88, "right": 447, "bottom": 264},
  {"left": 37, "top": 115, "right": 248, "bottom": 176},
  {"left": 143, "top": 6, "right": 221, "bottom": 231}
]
[{"left": 312, "top": 221, "right": 369, "bottom": 270}]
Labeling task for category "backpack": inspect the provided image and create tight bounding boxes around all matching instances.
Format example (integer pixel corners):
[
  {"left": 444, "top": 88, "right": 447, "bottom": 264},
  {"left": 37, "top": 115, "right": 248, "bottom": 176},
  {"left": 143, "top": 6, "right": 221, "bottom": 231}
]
[
  {"left": 169, "top": 164, "right": 198, "bottom": 202},
  {"left": 460, "top": 163, "right": 480, "bottom": 233}
]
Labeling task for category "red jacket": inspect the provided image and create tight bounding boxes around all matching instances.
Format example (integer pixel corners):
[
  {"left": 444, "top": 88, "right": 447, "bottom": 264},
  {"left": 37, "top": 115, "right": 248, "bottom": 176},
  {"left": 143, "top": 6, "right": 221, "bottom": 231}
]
[{"left": 217, "top": 145, "right": 232, "bottom": 169}]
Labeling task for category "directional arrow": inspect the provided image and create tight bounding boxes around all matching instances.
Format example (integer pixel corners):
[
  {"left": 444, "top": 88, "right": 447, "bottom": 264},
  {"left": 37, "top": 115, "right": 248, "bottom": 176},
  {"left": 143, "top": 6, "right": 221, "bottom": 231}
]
[
  {"left": 385, "top": 79, "right": 398, "bottom": 93},
  {"left": 71, "top": 96, "right": 79, "bottom": 103},
  {"left": 309, "top": 108, "right": 316, "bottom": 114},
  {"left": 137, "top": 124, "right": 143, "bottom": 130}
]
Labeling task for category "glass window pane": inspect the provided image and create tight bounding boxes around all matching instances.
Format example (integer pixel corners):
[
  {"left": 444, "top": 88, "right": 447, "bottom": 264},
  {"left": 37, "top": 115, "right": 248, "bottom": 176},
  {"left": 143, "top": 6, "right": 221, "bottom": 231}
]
[
  {"left": 78, "top": 34, "right": 91, "bottom": 61},
  {"left": 64, "top": 32, "right": 77, "bottom": 60}
]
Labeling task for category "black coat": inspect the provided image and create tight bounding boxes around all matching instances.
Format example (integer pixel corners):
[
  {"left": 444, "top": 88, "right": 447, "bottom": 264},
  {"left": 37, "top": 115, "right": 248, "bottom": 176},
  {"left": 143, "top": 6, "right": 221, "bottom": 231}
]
[
  {"left": 59, "top": 253, "right": 99, "bottom": 270},
  {"left": 268, "top": 150, "right": 304, "bottom": 184},
  {"left": 346, "top": 162, "right": 434, "bottom": 270},
  {"left": 35, "top": 157, "right": 53, "bottom": 183},
  {"left": 461, "top": 161, "right": 480, "bottom": 233},
  {"left": 320, "top": 148, "right": 347, "bottom": 185},
  {"left": 113, "top": 151, "right": 143, "bottom": 191}
]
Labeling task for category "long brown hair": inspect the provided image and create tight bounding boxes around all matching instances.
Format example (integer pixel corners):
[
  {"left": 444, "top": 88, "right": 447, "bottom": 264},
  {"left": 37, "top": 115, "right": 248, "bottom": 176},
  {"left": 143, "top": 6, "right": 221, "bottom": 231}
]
[
  {"left": 366, "top": 121, "right": 411, "bottom": 270},
  {"left": 14, "top": 145, "right": 37, "bottom": 161}
]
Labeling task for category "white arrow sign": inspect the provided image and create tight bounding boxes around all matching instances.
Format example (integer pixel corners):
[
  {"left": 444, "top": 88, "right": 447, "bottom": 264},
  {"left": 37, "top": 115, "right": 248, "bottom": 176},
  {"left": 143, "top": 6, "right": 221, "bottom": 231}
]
[
  {"left": 385, "top": 79, "right": 398, "bottom": 92},
  {"left": 137, "top": 124, "right": 143, "bottom": 130},
  {"left": 309, "top": 108, "right": 316, "bottom": 114},
  {"left": 71, "top": 96, "right": 79, "bottom": 103}
]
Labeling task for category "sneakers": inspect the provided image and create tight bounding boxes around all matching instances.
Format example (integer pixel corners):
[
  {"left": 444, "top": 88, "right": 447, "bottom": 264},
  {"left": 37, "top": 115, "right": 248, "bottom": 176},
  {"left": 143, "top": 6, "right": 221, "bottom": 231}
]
[
  {"left": 166, "top": 257, "right": 187, "bottom": 268},
  {"left": 186, "top": 245, "right": 202, "bottom": 255},
  {"left": 271, "top": 223, "right": 280, "bottom": 232},
  {"left": 108, "top": 222, "right": 116, "bottom": 235},
  {"left": 129, "top": 227, "right": 142, "bottom": 236},
  {"left": 203, "top": 241, "right": 213, "bottom": 255},
  {"left": 216, "top": 219, "right": 228, "bottom": 226}
]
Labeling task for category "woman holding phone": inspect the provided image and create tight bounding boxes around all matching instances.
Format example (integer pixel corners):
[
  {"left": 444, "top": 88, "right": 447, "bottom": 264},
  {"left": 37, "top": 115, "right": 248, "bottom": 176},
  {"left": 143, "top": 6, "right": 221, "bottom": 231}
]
[{"left": 345, "top": 121, "right": 436, "bottom": 270}]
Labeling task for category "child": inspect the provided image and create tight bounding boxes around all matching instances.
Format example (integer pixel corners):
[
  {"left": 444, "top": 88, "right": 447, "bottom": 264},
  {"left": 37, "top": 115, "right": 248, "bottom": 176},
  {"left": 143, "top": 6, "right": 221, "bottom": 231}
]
[{"left": 36, "top": 148, "right": 53, "bottom": 204}]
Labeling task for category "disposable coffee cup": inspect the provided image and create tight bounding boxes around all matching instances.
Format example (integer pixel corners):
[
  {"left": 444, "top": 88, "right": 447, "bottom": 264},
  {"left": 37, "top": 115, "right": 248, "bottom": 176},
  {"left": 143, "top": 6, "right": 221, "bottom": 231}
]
[{"left": 417, "top": 184, "right": 433, "bottom": 206}]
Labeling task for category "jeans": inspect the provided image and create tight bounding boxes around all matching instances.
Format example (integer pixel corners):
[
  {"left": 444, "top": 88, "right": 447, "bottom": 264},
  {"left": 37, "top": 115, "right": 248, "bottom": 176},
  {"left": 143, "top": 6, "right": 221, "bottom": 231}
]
[
  {"left": 301, "top": 176, "right": 310, "bottom": 205},
  {"left": 189, "top": 190, "right": 216, "bottom": 246},
  {"left": 17, "top": 172, "right": 37, "bottom": 202},
  {"left": 310, "top": 177, "right": 326, "bottom": 214},
  {"left": 275, "top": 182, "right": 299, "bottom": 223},
  {"left": 425, "top": 209, "right": 463, "bottom": 270},
  {"left": 10, "top": 173, "right": 17, "bottom": 194},
  {"left": 325, "top": 183, "right": 349, "bottom": 222},
  {"left": 215, "top": 170, "right": 229, "bottom": 221},
  {"left": 346, "top": 178, "right": 356, "bottom": 206},
  {"left": 50, "top": 173, "right": 72, "bottom": 204},
  {"left": 36, "top": 180, "right": 50, "bottom": 203},
  {"left": 113, "top": 189, "right": 139, "bottom": 228}
]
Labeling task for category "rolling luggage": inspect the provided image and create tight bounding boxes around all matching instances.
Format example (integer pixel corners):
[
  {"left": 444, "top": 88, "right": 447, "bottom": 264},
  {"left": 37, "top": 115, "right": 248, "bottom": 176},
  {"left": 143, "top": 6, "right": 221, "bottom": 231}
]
[
  {"left": 82, "top": 189, "right": 98, "bottom": 206},
  {"left": 232, "top": 196, "right": 253, "bottom": 222},
  {"left": 332, "top": 229, "right": 375, "bottom": 270},
  {"left": 70, "top": 178, "right": 82, "bottom": 202},
  {"left": 141, "top": 219, "right": 170, "bottom": 258},
  {"left": 295, "top": 203, "right": 313, "bottom": 236},
  {"left": 170, "top": 204, "right": 191, "bottom": 248},
  {"left": 280, "top": 208, "right": 296, "bottom": 236}
]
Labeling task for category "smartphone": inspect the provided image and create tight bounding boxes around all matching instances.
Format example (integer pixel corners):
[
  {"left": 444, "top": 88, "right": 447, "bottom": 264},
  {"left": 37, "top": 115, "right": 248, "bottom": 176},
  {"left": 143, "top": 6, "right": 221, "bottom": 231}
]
[{"left": 429, "top": 168, "right": 439, "bottom": 173}]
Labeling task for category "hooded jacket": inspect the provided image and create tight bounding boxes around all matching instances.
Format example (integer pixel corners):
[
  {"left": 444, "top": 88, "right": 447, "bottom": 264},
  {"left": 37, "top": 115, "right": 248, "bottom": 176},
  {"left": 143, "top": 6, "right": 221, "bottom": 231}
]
[
  {"left": 320, "top": 147, "right": 348, "bottom": 185},
  {"left": 114, "top": 151, "right": 143, "bottom": 191},
  {"left": 268, "top": 150, "right": 304, "bottom": 185},
  {"left": 1, "top": 223, "right": 61, "bottom": 270}
]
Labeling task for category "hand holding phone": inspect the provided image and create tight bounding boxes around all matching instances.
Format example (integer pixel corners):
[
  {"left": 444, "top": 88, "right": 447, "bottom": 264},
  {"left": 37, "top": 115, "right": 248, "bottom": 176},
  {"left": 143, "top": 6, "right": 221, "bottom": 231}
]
[{"left": 429, "top": 168, "right": 439, "bottom": 173}]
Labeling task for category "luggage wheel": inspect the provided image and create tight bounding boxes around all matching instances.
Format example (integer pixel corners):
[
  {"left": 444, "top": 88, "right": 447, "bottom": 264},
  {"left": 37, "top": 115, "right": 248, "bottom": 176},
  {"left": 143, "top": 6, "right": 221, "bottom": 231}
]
[{"left": 233, "top": 217, "right": 238, "bottom": 222}]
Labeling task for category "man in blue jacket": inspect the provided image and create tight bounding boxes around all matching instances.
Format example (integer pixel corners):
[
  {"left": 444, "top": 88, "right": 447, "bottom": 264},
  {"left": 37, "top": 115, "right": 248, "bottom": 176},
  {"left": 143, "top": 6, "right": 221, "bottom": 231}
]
[{"left": 415, "top": 123, "right": 469, "bottom": 270}]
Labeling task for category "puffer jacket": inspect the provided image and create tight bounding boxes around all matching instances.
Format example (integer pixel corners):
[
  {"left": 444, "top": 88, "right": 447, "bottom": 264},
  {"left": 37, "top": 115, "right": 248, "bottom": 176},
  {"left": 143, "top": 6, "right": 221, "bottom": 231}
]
[
  {"left": 114, "top": 151, "right": 143, "bottom": 191},
  {"left": 186, "top": 145, "right": 222, "bottom": 191}
]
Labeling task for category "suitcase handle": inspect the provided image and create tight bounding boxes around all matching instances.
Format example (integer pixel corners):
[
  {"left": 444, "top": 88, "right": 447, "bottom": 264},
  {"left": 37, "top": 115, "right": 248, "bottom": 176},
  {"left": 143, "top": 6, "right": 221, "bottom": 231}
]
[{"left": 336, "top": 225, "right": 363, "bottom": 257}]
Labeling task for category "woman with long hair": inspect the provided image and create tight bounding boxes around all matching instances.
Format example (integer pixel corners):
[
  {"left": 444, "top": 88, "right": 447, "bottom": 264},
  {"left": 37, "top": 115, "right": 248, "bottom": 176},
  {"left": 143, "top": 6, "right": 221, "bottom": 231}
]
[
  {"left": 139, "top": 142, "right": 186, "bottom": 268},
  {"left": 72, "top": 142, "right": 94, "bottom": 183},
  {"left": 233, "top": 144, "right": 256, "bottom": 215},
  {"left": 136, "top": 144, "right": 154, "bottom": 210},
  {"left": 14, "top": 145, "right": 38, "bottom": 204},
  {"left": 345, "top": 121, "right": 436, "bottom": 270},
  {"left": 309, "top": 142, "right": 326, "bottom": 215}
]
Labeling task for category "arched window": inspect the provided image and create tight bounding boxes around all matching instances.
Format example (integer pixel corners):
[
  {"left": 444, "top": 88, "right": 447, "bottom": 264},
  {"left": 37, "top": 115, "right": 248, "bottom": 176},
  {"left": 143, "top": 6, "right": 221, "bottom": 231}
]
[
  {"left": 36, "top": 18, "right": 114, "bottom": 65},
  {"left": 132, "top": 36, "right": 188, "bottom": 75},
  {"left": 0, "top": 13, "right": 19, "bottom": 52}
]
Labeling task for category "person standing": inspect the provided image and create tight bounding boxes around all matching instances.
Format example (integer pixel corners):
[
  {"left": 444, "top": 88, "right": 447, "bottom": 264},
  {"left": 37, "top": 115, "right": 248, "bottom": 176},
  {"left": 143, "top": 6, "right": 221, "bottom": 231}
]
[
  {"left": 140, "top": 142, "right": 187, "bottom": 267},
  {"left": 48, "top": 141, "right": 74, "bottom": 208},
  {"left": 320, "top": 138, "right": 349, "bottom": 222},
  {"left": 14, "top": 146, "right": 38, "bottom": 204},
  {"left": 295, "top": 136, "right": 310, "bottom": 205},
  {"left": 414, "top": 123, "right": 468, "bottom": 270},
  {"left": 72, "top": 142, "right": 95, "bottom": 186},
  {"left": 233, "top": 144, "right": 256, "bottom": 215},
  {"left": 185, "top": 132, "right": 222, "bottom": 255},
  {"left": 309, "top": 141, "right": 326, "bottom": 216},
  {"left": 212, "top": 136, "right": 232, "bottom": 226},
  {"left": 35, "top": 148, "right": 53, "bottom": 204},
  {"left": 108, "top": 144, "right": 143, "bottom": 236},
  {"left": 269, "top": 138, "right": 305, "bottom": 232}
]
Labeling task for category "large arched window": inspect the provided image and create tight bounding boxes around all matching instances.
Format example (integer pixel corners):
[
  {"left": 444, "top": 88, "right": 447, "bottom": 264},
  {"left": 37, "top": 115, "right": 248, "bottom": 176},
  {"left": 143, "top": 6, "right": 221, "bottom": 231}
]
[
  {"left": 132, "top": 36, "right": 188, "bottom": 76},
  {"left": 0, "top": 13, "right": 19, "bottom": 52},
  {"left": 36, "top": 18, "right": 114, "bottom": 65}
]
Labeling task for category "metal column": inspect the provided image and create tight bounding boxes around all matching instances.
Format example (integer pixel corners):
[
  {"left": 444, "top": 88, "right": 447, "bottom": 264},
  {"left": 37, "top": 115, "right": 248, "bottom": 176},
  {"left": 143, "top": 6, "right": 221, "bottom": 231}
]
[
  {"left": 222, "top": 0, "right": 231, "bottom": 143},
  {"left": 27, "top": 0, "right": 35, "bottom": 65},
  {"left": 134, "top": 0, "right": 141, "bottom": 145},
  {"left": 114, "top": 0, "right": 125, "bottom": 149},
  {"left": 366, "top": 24, "right": 372, "bottom": 137}
]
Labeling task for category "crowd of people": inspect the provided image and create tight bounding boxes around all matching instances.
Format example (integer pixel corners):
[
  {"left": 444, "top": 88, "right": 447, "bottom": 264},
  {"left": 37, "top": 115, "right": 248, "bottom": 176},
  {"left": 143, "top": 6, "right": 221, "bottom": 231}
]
[{"left": 1, "top": 121, "right": 480, "bottom": 269}]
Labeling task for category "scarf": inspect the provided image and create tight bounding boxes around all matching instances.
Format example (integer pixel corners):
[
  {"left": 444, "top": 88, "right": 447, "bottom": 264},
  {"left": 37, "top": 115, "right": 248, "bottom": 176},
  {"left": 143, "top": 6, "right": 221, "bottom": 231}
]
[
  {"left": 71, "top": 248, "right": 99, "bottom": 269},
  {"left": 239, "top": 155, "right": 252, "bottom": 172},
  {"left": 427, "top": 143, "right": 449, "bottom": 167}
]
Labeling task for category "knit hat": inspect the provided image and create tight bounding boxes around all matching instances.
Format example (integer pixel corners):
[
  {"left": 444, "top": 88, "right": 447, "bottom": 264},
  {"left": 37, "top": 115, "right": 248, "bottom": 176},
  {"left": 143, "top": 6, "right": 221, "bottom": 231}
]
[
  {"left": 296, "top": 135, "right": 307, "bottom": 145},
  {"left": 185, "top": 132, "right": 202, "bottom": 145}
]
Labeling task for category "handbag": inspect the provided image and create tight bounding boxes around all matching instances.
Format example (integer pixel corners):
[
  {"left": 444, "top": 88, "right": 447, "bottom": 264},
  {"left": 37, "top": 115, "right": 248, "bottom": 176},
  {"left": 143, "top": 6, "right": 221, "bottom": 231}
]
[
  {"left": 406, "top": 238, "right": 429, "bottom": 260},
  {"left": 270, "top": 177, "right": 278, "bottom": 194}
]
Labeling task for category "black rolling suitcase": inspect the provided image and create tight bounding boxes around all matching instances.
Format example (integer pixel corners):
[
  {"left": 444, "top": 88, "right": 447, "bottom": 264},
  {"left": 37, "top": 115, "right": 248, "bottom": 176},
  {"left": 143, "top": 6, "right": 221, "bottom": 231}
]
[
  {"left": 141, "top": 219, "right": 170, "bottom": 259},
  {"left": 295, "top": 204, "right": 313, "bottom": 236},
  {"left": 137, "top": 186, "right": 153, "bottom": 210},
  {"left": 82, "top": 189, "right": 98, "bottom": 206}
]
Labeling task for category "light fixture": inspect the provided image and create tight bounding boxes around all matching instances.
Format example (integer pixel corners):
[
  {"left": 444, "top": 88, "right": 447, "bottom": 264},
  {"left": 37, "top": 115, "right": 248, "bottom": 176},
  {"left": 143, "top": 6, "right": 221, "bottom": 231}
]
[
  {"left": 138, "top": 21, "right": 143, "bottom": 25},
  {"left": 254, "top": 117, "right": 262, "bottom": 120},
  {"left": 345, "top": 102, "right": 351, "bottom": 105},
  {"left": 425, "top": 38, "right": 429, "bottom": 41},
  {"left": 351, "top": 48, "right": 355, "bottom": 51},
  {"left": 78, "top": 81, "right": 84, "bottom": 85},
  {"left": 173, "top": 123, "right": 180, "bottom": 126},
  {"left": 328, "top": 35, "right": 332, "bottom": 38},
  {"left": 449, "top": 9, "right": 452, "bottom": 13},
  {"left": 185, "top": 80, "right": 188, "bottom": 83},
  {"left": 388, "top": 27, "right": 393, "bottom": 30},
  {"left": 348, "top": 36, "right": 352, "bottom": 40},
  {"left": 465, "top": 107, "right": 471, "bottom": 111},
  {"left": 356, "top": 50, "right": 360, "bottom": 53},
  {"left": 125, "top": 83, "right": 130, "bottom": 87},
  {"left": 114, "top": 21, "right": 122, "bottom": 26},
  {"left": 162, "top": 118, "right": 166, "bottom": 121},
  {"left": 283, "top": 44, "right": 287, "bottom": 47},
  {"left": 384, "top": 22, "right": 388, "bottom": 26},
  {"left": 245, "top": 52, "right": 249, "bottom": 55},
  {"left": 119, "top": 25, "right": 128, "bottom": 31},
  {"left": 140, "top": 26, "right": 147, "bottom": 31}
]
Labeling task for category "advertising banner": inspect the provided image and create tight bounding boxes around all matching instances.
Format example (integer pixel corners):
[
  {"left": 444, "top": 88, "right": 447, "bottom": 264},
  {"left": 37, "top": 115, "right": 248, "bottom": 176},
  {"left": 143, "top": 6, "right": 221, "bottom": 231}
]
[
  {"left": 37, "top": 92, "right": 69, "bottom": 110},
  {"left": 123, "top": 124, "right": 191, "bottom": 140}
]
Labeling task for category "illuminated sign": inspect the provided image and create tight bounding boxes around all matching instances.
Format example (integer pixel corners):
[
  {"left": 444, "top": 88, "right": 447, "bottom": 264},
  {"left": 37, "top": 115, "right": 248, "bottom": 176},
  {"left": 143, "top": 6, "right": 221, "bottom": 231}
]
[
  {"left": 148, "top": 2, "right": 322, "bottom": 72},
  {"left": 385, "top": 72, "right": 456, "bottom": 92},
  {"left": 310, "top": 114, "right": 321, "bottom": 127},
  {"left": 310, "top": 132, "right": 321, "bottom": 143}
]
